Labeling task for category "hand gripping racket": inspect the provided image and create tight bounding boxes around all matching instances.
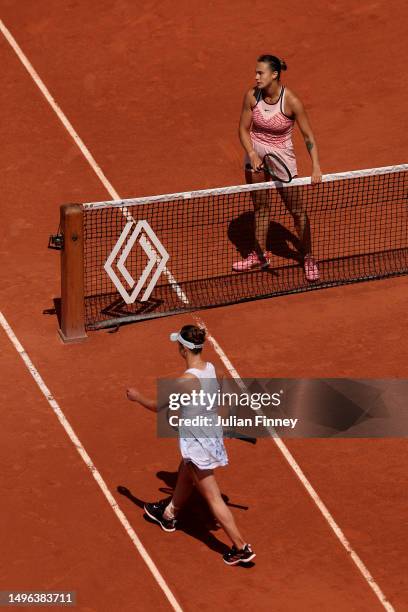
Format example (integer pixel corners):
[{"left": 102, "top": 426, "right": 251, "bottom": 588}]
[
  {"left": 246, "top": 152, "right": 292, "bottom": 183},
  {"left": 261, "top": 152, "right": 292, "bottom": 183}
]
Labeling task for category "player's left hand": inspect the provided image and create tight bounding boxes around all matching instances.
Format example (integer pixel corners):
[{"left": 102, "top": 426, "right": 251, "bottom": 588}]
[
  {"left": 126, "top": 387, "right": 143, "bottom": 402},
  {"left": 311, "top": 167, "right": 322, "bottom": 184}
]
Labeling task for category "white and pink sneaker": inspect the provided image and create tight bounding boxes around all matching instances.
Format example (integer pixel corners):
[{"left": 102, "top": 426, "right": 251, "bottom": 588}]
[
  {"left": 232, "top": 251, "right": 270, "bottom": 272},
  {"left": 304, "top": 254, "right": 319, "bottom": 281}
]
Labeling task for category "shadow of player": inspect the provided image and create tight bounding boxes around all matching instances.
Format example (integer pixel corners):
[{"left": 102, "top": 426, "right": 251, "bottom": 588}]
[
  {"left": 117, "top": 470, "right": 254, "bottom": 566},
  {"left": 228, "top": 210, "right": 302, "bottom": 264}
]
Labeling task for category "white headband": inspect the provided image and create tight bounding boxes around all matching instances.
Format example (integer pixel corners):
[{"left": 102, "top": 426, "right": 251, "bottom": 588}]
[{"left": 170, "top": 332, "right": 203, "bottom": 350}]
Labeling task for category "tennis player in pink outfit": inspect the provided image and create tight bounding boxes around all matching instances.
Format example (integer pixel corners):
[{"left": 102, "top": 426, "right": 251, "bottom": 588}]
[{"left": 233, "top": 54, "right": 322, "bottom": 280}]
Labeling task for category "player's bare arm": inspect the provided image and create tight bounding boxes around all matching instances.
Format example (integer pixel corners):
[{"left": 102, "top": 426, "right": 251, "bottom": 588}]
[
  {"left": 126, "top": 374, "right": 199, "bottom": 412},
  {"left": 286, "top": 89, "right": 322, "bottom": 184},
  {"left": 238, "top": 89, "right": 263, "bottom": 171}
]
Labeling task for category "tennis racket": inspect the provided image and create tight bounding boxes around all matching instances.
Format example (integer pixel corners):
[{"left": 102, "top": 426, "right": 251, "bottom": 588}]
[
  {"left": 246, "top": 152, "right": 292, "bottom": 183},
  {"left": 262, "top": 153, "right": 292, "bottom": 183}
]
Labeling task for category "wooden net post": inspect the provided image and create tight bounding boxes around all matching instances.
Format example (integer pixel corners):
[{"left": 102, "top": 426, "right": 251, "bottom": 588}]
[{"left": 58, "top": 204, "right": 87, "bottom": 343}]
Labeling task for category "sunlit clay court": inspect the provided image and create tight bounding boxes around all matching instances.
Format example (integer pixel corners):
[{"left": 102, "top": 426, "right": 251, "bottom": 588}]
[{"left": 1, "top": 1, "right": 407, "bottom": 610}]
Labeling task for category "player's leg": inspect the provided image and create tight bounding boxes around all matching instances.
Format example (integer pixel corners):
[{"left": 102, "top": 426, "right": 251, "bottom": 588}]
[
  {"left": 232, "top": 163, "right": 270, "bottom": 271},
  {"left": 187, "top": 463, "right": 245, "bottom": 546},
  {"left": 281, "top": 185, "right": 311, "bottom": 253},
  {"left": 187, "top": 463, "right": 255, "bottom": 564},
  {"left": 250, "top": 166, "right": 272, "bottom": 258},
  {"left": 163, "top": 460, "right": 194, "bottom": 519},
  {"left": 279, "top": 185, "right": 319, "bottom": 281},
  {"left": 187, "top": 464, "right": 242, "bottom": 541},
  {"left": 144, "top": 460, "right": 194, "bottom": 532}
]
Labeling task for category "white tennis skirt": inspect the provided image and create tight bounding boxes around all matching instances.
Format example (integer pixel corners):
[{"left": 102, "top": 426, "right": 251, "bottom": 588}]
[{"left": 179, "top": 436, "right": 228, "bottom": 470}]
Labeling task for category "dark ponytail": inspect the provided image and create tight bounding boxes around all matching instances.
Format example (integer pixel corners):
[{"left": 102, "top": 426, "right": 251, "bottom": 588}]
[{"left": 257, "top": 54, "right": 287, "bottom": 78}]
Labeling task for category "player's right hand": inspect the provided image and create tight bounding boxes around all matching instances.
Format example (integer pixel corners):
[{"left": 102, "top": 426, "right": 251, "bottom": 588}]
[
  {"left": 248, "top": 150, "right": 263, "bottom": 172},
  {"left": 126, "top": 387, "right": 142, "bottom": 403}
]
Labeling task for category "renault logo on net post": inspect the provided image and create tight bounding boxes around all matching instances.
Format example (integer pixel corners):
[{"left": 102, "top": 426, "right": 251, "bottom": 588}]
[{"left": 104, "top": 220, "right": 169, "bottom": 303}]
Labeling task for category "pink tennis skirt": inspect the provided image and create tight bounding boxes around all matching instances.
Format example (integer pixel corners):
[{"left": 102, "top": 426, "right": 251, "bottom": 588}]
[{"left": 244, "top": 138, "right": 298, "bottom": 178}]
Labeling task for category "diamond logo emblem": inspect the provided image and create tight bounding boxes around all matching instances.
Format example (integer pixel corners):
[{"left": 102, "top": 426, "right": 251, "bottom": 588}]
[{"left": 104, "top": 220, "right": 169, "bottom": 304}]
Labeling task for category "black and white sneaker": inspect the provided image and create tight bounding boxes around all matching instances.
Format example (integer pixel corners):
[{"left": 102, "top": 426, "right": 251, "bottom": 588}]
[
  {"left": 144, "top": 499, "right": 177, "bottom": 532},
  {"left": 223, "top": 544, "right": 256, "bottom": 565}
]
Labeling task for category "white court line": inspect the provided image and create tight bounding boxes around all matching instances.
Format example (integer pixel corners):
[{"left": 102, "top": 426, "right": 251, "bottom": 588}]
[
  {"left": 0, "top": 18, "right": 189, "bottom": 308},
  {"left": 0, "top": 18, "right": 394, "bottom": 612},
  {"left": 200, "top": 322, "right": 395, "bottom": 611},
  {"left": 0, "top": 313, "right": 183, "bottom": 612}
]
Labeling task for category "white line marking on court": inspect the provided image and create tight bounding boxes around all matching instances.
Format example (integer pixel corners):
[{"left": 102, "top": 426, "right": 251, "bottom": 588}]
[
  {"left": 0, "top": 312, "right": 183, "bottom": 612},
  {"left": 194, "top": 317, "right": 395, "bottom": 612},
  {"left": 0, "top": 19, "right": 394, "bottom": 612},
  {"left": 0, "top": 20, "right": 121, "bottom": 201},
  {"left": 0, "top": 18, "right": 189, "bottom": 307}
]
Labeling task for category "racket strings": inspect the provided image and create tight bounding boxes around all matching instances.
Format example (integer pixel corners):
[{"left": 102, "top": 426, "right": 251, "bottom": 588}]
[{"left": 263, "top": 153, "right": 292, "bottom": 183}]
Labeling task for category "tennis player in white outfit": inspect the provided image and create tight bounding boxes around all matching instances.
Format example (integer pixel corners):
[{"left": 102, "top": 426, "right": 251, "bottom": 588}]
[{"left": 126, "top": 324, "right": 256, "bottom": 565}]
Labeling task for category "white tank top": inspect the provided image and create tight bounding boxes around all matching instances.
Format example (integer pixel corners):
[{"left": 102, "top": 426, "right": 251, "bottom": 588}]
[{"left": 183, "top": 362, "right": 220, "bottom": 417}]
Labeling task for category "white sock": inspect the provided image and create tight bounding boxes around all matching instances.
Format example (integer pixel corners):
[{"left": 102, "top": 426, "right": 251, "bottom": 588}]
[{"left": 163, "top": 500, "right": 177, "bottom": 520}]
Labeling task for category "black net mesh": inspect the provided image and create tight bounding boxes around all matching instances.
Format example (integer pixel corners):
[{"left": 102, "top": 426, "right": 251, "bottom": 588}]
[{"left": 82, "top": 167, "right": 408, "bottom": 329}]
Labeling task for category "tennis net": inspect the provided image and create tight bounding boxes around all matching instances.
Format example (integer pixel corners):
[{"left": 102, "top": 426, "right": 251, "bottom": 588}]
[{"left": 56, "top": 164, "right": 408, "bottom": 340}]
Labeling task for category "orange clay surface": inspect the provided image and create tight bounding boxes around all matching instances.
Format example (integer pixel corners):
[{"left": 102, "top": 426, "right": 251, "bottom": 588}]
[{"left": 0, "top": 1, "right": 407, "bottom": 610}]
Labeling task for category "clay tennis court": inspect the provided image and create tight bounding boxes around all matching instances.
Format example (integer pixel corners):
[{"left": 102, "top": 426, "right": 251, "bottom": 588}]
[{"left": 1, "top": 1, "right": 407, "bottom": 610}]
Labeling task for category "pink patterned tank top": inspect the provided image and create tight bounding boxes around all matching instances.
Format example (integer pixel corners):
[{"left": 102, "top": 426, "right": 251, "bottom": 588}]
[
  {"left": 250, "top": 87, "right": 297, "bottom": 176},
  {"left": 251, "top": 86, "right": 294, "bottom": 147}
]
